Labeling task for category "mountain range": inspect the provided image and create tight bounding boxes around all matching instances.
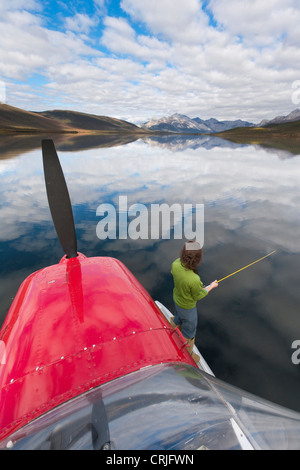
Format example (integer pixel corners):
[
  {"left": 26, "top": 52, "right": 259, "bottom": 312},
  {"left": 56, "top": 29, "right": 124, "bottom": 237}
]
[
  {"left": 142, "top": 113, "right": 254, "bottom": 133},
  {"left": 258, "top": 108, "right": 300, "bottom": 126},
  {"left": 1, "top": 103, "right": 300, "bottom": 136},
  {"left": 142, "top": 109, "right": 300, "bottom": 133}
]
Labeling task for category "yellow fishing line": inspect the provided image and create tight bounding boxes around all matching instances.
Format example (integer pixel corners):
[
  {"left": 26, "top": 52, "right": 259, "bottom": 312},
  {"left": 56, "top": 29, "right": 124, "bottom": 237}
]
[{"left": 218, "top": 250, "right": 277, "bottom": 283}]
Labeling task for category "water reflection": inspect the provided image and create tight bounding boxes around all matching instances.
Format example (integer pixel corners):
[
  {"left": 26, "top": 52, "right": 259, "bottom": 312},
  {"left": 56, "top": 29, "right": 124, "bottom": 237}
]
[
  {"left": 1, "top": 133, "right": 300, "bottom": 412},
  {"left": 1, "top": 132, "right": 299, "bottom": 161},
  {"left": 0, "top": 133, "right": 141, "bottom": 160},
  {"left": 144, "top": 134, "right": 299, "bottom": 160}
]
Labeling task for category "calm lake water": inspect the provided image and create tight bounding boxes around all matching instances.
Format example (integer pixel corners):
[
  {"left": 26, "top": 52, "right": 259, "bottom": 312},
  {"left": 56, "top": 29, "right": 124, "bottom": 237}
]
[{"left": 1, "top": 133, "right": 300, "bottom": 412}]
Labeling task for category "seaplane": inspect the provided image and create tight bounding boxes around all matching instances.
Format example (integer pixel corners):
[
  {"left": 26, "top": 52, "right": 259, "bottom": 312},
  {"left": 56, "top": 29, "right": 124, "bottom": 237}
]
[{"left": 0, "top": 140, "right": 300, "bottom": 450}]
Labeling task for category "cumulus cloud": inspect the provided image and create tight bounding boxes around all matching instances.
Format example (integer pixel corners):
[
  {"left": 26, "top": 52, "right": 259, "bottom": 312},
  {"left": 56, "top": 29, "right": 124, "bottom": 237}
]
[
  {"left": 0, "top": 7, "right": 100, "bottom": 81},
  {"left": 1, "top": 0, "right": 300, "bottom": 122},
  {"left": 64, "top": 12, "right": 99, "bottom": 34},
  {"left": 121, "top": 0, "right": 209, "bottom": 43},
  {"left": 0, "top": 0, "right": 41, "bottom": 13},
  {"left": 208, "top": 0, "right": 300, "bottom": 46},
  {"left": 101, "top": 16, "right": 171, "bottom": 63}
]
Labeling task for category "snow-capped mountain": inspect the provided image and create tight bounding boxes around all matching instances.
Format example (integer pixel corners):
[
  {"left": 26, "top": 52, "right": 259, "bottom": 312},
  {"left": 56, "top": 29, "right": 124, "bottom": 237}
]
[
  {"left": 142, "top": 113, "right": 254, "bottom": 133},
  {"left": 142, "top": 113, "right": 211, "bottom": 133}
]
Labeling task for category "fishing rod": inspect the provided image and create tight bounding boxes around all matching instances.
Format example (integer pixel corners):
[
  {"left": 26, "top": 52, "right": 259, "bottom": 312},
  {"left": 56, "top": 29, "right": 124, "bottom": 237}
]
[{"left": 217, "top": 250, "right": 277, "bottom": 283}]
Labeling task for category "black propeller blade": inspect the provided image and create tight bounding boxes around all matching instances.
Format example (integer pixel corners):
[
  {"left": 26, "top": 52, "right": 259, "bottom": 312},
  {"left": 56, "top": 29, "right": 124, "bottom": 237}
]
[{"left": 42, "top": 139, "right": 78, "bottom": 259}]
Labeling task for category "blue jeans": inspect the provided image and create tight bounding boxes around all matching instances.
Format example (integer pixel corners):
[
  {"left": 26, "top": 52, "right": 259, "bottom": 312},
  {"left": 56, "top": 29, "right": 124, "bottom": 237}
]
[{"left": 173, "top": 302, "right": 198, "bottom": 339}]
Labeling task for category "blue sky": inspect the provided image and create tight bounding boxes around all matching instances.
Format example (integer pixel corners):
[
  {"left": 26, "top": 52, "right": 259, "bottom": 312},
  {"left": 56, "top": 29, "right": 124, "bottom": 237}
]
[{"left": 0, "top": 0, "right": 300, "bottom": 123}]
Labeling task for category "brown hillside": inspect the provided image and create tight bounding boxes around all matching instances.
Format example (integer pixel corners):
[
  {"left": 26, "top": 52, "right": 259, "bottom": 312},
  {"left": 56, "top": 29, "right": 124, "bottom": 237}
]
[
  {"left": 0, "top": 104, "right": 73, "bottom": 133},
  {"left": 0, "top": 104, "right": 147, "bottom": 134},
  {"left": 39, "top": 109, "right": 141, "bottom": 132}
]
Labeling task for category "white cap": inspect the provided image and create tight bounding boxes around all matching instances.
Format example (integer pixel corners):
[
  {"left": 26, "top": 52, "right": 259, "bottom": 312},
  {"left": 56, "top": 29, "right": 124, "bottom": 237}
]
[{"left": 185, "top": 241, "right": 201, "bottom": 251}]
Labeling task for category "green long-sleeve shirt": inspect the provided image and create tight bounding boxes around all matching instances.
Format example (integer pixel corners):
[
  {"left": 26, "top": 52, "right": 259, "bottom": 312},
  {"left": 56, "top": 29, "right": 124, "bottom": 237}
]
[{"left": 171, "top": 258, "right": 208, "bottom": 309}]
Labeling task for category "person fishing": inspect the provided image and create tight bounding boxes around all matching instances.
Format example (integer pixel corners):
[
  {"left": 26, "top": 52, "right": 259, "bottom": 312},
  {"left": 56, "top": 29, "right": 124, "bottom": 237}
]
[{"left": 170, "top": 240, "right": 218, "bottom": 362}]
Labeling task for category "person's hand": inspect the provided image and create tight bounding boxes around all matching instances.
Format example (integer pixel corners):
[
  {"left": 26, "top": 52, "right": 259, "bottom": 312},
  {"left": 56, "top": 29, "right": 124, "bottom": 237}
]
[
  {"left": 210, "top": 280, "right": 218, "bottom": 289},
  {"left": 205, "top": 280, "right": 218, "bottom": 292}
]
